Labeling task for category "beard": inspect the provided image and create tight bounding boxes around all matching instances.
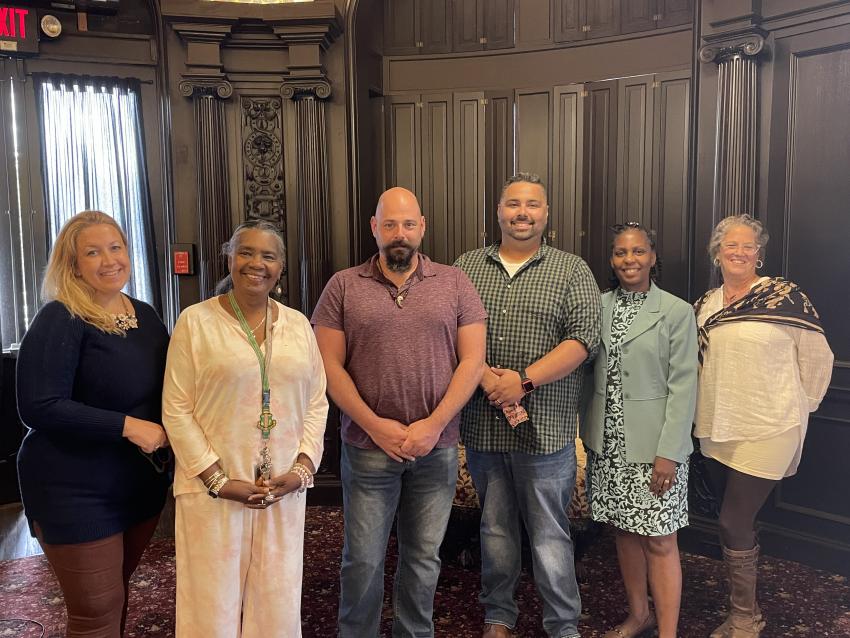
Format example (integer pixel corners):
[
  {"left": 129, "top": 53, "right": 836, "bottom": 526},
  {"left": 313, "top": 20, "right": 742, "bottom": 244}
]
[{"left": 384, "top": 241, "right": 417, "bottom": 272}]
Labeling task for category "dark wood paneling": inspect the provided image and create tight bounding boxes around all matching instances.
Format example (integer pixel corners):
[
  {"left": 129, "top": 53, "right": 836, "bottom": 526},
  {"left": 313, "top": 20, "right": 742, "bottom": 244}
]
[
  {"left": 551, "top": 84, "right": 585, "bottom": 254},
  {"left": 651, "top": 70, "right": 690, "bottom": 299},
  {"left": 384, "top": 95, "right": 421, "bottom": 198},
  {"left": 453, "top": 0, "right": 483, "bottom": 52},
  {"left": 553, "top": 0, "right": 583, "bottom": 43},
  {"left": 483, "top": 0, "right": 515, "bottom": 49},
  {"left": 421, "top": 0, "right": 453, "bottom": 54},
  {"left": 384, "top": 0, "right": 418, "bottom": 55},
  {"left": 484, "top": 91, "right": 514, "bottom": 246},
  {"left": 514, "top": 88, "right": 552, "bottom": 189},
  {"left": 621, "top": 0, "right": 656, "bottom": 34},
  {"left": 616, "top": 74, "right": 653, "bottom": 226},
  {"left": 656, "top": 0, "right": 693, "bottom": 29},
  {"left": 582, "top": 79, "right": 618, "bottom": 286},
  {"left": 517, "top": 0, "right": 551, "bottom": 46},
  {"left": 586, "top": 0, "right": 620, "bottom": 39},
  {"left": 766, "top": 23, "right": 850, "bottom": 362},
  {"left": 386, "top": 30, "right": 693, "bottom": 93},
  {"left": 420, "top": 93, "right": 453, "bottom": 264},
  {"left": 452, "top": 92, "right": 486, "bottom": 261}
]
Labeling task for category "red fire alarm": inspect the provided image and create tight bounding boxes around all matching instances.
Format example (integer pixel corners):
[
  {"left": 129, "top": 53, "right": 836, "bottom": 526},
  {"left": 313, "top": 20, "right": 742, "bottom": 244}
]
[{"left": 171, "top": 243, "right": 195, "bottom": 276}]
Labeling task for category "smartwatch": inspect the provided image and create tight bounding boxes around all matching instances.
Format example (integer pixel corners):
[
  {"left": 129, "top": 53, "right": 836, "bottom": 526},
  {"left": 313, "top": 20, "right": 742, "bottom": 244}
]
[{"left": 519, "top": 369, "right": 535, "bottom": 394}]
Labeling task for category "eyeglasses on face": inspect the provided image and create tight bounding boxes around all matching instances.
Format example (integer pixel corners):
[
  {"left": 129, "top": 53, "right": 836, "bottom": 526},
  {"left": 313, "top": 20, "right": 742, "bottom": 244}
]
[{"left": 721, "top": 242, "right": 760, "bottom": 255}]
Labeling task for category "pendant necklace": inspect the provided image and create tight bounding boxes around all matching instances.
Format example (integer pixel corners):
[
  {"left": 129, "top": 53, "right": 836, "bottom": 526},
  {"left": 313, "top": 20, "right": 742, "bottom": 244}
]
[
  {"left": 113, "top": 294, "right": 138, "bottom": 331},
  {"left": 228, "top": 291, "right": 276, "bottom": 482}
]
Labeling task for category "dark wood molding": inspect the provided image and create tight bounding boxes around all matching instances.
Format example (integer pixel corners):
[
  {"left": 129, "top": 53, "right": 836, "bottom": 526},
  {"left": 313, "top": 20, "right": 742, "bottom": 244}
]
[{"left": 698, "top": 29, "right": 766, "bottom": 63}]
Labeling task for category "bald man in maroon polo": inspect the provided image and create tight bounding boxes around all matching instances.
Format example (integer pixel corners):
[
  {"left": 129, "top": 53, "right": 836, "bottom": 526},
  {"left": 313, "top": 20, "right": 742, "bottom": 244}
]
[{"left": 312, "top": 187, "right": 487, "bottom": 637}]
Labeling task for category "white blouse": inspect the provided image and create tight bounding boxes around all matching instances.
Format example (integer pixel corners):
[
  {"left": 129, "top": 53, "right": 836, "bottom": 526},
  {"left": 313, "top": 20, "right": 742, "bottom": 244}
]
[
  {"left": 163, "top": 298, "right": 328, "bottom": 497},
  {"left": 694, "top": 282, "right": 834, "bottom": 443}
]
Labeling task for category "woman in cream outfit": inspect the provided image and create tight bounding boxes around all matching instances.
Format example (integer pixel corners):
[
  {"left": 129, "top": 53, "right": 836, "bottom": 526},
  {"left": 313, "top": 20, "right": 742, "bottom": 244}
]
[
  {"left": 163, "top": 221, "right": 328, "bottom": 637},
  {"left": 695, "top": 214, "right": 833, "bottom": 638}
]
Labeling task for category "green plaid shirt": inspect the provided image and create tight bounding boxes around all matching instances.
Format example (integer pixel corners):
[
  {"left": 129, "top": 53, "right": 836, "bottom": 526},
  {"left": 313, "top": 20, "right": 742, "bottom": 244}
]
[{"left": 454, "top": 243, "right": 601, "bottom": 454}]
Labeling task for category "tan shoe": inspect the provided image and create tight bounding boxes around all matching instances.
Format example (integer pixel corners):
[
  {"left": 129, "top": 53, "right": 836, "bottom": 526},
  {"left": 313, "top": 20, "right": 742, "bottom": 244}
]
[
  {"left": 710, "top": 545, "right": 766, "bottom": 638},
  {"left": 602, "top": 613, "right": 657, "bottom": 638},
  {"left": 482, "top": 623, "right": 516, "bottom": 638}
]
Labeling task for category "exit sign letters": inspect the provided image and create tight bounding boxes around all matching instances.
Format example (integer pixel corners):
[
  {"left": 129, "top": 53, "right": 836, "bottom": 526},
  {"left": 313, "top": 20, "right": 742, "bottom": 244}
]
[{"left": 0, "top": 6, "right": 38, "bottom": 55}]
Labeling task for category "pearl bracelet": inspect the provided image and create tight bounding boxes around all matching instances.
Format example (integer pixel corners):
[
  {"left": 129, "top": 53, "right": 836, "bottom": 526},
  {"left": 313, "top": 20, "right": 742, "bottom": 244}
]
[{"left": 290, "top": 462, "right": 314, "bottom": 494}]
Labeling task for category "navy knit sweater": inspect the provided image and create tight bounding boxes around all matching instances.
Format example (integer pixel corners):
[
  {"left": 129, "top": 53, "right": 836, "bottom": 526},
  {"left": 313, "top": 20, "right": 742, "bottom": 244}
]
[{"left": 16, "top": 299, "right": 171, "bottom": 544}]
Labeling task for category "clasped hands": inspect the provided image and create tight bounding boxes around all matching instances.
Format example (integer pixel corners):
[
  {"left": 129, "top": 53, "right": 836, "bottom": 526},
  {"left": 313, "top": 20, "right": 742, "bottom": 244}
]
[
  {"left": 218, "top": 471, "right": 302, "bottom": 509},
  {"left": 370, "top": 416, "right": 442, "bottom": 463},
  {"left": 482, "top": 367, "right": 526, "bottom": 408}
]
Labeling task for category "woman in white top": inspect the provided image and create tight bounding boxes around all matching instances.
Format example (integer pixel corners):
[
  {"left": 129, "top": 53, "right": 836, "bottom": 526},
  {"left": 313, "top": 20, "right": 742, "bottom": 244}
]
[
  {"left": 162, "top": 220, "right": 328, "bottom": 638},
  {"left": 694, "top": 214, "right": 833, "bottom": 638}
]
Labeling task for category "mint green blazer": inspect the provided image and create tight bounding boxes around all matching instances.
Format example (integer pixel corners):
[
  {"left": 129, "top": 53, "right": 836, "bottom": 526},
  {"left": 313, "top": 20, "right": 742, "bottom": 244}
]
[{"left": 580, "top": 283, "right": 698, "bottom": 464}]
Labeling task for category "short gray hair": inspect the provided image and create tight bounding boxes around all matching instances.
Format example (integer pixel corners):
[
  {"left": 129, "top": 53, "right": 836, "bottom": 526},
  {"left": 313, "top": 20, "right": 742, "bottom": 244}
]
[
  {"left": 707, "top": 214, "right": 769, "bottom": 261},
  {"left": 215, "top": 220, "right": 286, "bottom": 295},
  {"left": 222, "top": 219, "right": 286, "bottom": 262},
  {"left": 500, "top": 172, "right": 547, "bottom": 201}
]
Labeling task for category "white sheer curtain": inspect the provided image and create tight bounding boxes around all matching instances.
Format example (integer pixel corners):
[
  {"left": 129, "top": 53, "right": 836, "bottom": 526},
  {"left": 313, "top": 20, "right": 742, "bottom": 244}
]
[{"left": 37, "top": 76, "right": 156, "bottom": 304}]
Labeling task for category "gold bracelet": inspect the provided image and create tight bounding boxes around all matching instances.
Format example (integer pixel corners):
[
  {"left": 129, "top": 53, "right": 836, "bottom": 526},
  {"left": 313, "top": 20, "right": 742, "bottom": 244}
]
[{"left": 202, "top": 469, "right": 224, "bottom": 489}]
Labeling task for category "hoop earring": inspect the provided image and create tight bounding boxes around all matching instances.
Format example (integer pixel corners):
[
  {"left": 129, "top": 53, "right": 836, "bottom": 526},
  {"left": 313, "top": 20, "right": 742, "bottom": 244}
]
[
  {"left": 756, "top": 259, "right": 764, "bottom": 269},
  {"left": 713, "top": 257, "right": 720, "bottom": 267}
]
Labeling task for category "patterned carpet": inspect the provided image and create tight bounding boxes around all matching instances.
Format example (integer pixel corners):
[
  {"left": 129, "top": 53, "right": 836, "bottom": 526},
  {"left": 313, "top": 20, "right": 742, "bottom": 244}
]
[{"left": 1, "top": 506, "right": 849, "bottom": 637}]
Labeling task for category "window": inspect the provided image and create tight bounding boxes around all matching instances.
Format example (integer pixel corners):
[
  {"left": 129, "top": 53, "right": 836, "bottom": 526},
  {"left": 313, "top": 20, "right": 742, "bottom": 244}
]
[{"left": 0, "top": 74, "right": 159, "bottom": 351}]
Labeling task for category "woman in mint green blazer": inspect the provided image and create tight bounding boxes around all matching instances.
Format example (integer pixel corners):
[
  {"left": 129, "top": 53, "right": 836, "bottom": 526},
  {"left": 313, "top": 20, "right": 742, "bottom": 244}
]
[{"left": 580, "top": 223, "right": 698, "bottom": 638}]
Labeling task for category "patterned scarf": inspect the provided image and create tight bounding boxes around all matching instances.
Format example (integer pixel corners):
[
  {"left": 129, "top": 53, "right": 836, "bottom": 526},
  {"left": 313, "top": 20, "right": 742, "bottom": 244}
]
[{"left": 694, "top": 277, "right": 824, "bottom": 366}]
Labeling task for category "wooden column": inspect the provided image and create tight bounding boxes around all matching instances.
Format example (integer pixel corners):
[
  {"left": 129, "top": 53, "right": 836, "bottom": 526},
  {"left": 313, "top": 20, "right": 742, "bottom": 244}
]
[
  {"left": 699, "top": 32, "right": 765, "bottom": 219},
  {"left": 279, "top": 36, "right": 336, "bottom": 316},
  {"left": 174, "top": 22, "right": 234, "bottom": 299}
]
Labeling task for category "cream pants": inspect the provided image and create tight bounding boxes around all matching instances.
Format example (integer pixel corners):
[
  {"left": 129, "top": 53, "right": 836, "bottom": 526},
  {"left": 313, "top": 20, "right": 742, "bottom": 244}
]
[{"left": 175, "top": 491, "right": 306, "bottom": 638}]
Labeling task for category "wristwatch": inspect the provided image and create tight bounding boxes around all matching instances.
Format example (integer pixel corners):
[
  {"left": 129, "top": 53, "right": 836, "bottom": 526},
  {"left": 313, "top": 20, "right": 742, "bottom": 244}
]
[{"left": 519, "top": 369, "right": 535, "bottom": 394}]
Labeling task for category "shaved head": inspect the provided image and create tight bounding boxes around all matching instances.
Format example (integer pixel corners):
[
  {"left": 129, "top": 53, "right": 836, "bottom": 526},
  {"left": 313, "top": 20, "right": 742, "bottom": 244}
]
[{"left": 371, "top": 187, "right": 426, "bottom": 272}]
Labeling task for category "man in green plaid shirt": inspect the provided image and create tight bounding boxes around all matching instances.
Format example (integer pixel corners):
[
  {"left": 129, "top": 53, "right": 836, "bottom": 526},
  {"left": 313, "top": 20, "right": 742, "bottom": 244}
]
[{"left": 454, "top": 173, "right": 601, "bottom": 638}]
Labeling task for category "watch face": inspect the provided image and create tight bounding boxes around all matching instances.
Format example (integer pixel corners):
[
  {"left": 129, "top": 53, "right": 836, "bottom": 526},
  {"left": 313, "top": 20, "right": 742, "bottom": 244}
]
[{"left": 522, "top": 378, "right": 534, "bottom": 393}]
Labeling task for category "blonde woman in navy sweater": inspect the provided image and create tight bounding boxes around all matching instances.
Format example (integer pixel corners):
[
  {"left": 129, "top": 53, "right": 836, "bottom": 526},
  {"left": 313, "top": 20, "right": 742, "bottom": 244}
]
[{"left": 16, "top": 211, "right": 170, "bottom": 637}]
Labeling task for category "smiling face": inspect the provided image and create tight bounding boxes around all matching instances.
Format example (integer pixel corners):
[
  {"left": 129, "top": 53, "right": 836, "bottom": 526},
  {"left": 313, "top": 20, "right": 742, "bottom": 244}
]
[
  {"left": 74, "top": 223, "right": 131, "bottom": 305},
  {"left": 717, "top": 224, "right": 760, "bottom": 281},
  {"left": 228, "top": 228, "right": 284, "bottom": 298},
  {"left": 497, "top": 181, "right": 549, "bottom": 245},
  {"left": 610, "top": 228, "right": 656, "bottom": 292}
]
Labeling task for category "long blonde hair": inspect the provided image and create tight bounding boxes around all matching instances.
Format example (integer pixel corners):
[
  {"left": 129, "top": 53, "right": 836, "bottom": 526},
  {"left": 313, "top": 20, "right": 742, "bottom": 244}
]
[{"left": 42, "top": 211, "right": 131, "bottom": 335}]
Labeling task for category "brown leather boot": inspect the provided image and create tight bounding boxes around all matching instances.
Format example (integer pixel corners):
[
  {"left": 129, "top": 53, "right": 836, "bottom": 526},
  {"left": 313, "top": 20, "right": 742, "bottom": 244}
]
[{"left": 710, "top": 545, "right": 767, "bottom": 638}]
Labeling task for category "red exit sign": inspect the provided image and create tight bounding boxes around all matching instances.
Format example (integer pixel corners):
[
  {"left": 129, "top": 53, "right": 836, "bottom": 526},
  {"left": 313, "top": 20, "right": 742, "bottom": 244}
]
[{"left": 0, "top": 6, "right": 38, "bottom": 56}]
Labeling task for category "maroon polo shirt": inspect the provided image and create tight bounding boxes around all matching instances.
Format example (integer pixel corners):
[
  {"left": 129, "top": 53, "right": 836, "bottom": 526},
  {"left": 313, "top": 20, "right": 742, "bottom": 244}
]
[{"left": 311, "top": 253, "right": 487, "bottom": 449}]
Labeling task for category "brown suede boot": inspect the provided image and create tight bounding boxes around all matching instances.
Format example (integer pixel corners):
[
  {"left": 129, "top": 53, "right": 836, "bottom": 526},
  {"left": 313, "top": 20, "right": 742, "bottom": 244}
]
[{"left": 710, "top": 545, "right": 767, "bottom": 638}]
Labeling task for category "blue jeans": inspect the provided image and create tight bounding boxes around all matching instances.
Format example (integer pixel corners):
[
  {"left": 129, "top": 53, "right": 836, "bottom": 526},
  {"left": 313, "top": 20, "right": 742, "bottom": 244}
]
[
  {"left": 467, "top": 444, "right": 581, "bottom": 638},
  {"left": 338, "top": 443, "right": 458, "bottom": 638}
]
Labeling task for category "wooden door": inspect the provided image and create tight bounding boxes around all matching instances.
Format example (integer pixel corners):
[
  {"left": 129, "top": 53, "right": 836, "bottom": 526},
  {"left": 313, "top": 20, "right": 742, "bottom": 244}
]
[
  {"left": 620, "top": 0, "right": 656, "bottom": 34},
  {"left": 420, "top": 0, "right": 452, "bottom": 54},
  {"left": 650, "top": 70, "right": 690, "bottom": 299},
  {"left": 514, "top": 87, "right": 553, "bottom": 189},
  {"left": 551, "top": 84, "right": 585, "bottom": 255},
  {"left": 453, "top": 0, "right": 483, "bottom": 52},
  {"left": 384, "top": 94, "right": 422, "bottom": 199},
  {"left": 452, "top": 92, "right": 486, "bottom": 260},
  {"left": 420, "top": 93, "right": 454, "bottom": 264},
  {"left": 585, "top": 0, "right": 620, "bottom": 39},
  {"left": 582, "top": 79, "right": 618, "bottom": 287},
  {"left": 484, "top": 91, "right": 515, "bottom": 247},
  {"left": 616, "top": 74, "right": 654, "bottom": 226},
  {"left": 483, "top": 0, "right": 515, "bottom": 50},
  {"left": 656, "top": 0, "right": 693, "bottom": 29},
  {"left": 761, "top": 22, "right": 850, "bottom": 570},
  {"left": 553, "top": 0, "right": 584, "bottom": 43},
  {"left": 384, "top": 0, "right": 419, "bottom": 55}
]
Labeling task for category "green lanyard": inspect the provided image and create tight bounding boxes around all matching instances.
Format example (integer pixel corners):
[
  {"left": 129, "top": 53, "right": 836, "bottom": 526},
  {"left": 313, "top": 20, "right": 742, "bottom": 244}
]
[{"left": 228, "top": 291, "right": 276, "bottom": 441}]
